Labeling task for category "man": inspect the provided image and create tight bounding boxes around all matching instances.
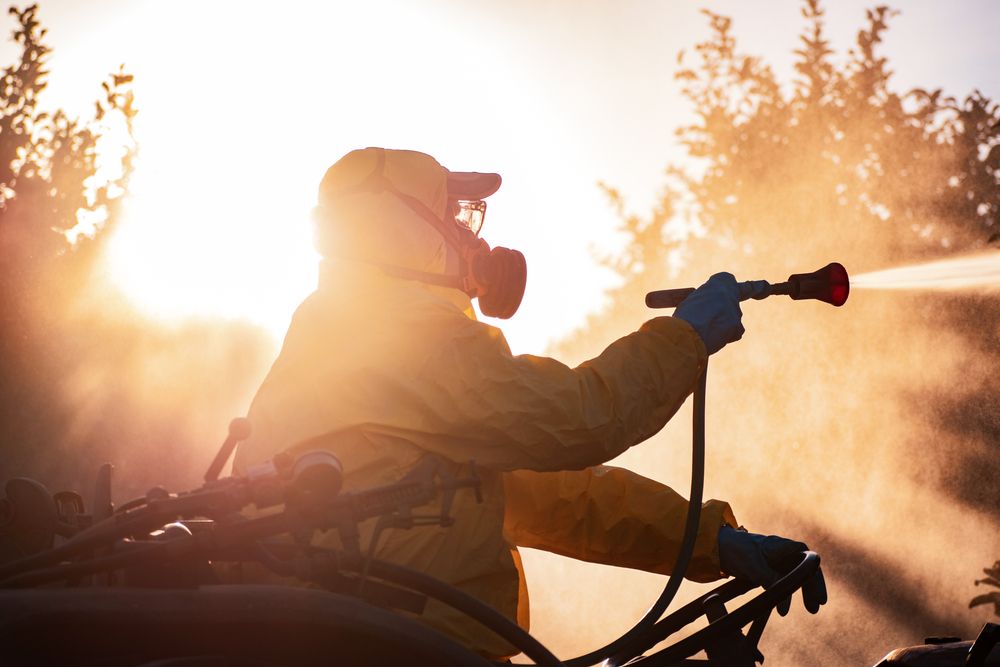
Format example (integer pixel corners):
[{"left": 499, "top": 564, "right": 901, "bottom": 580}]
[{"left": 233, "top": 147, "right": 825, "bottom": 659}]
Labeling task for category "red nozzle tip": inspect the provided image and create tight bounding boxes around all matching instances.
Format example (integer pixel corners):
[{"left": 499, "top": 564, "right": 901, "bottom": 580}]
[
  {"left": 787, "top": 262, "right": 850, "bottom": 306},
  {"left": 827, "top": 262, "right": 849, "bottom": 306}
]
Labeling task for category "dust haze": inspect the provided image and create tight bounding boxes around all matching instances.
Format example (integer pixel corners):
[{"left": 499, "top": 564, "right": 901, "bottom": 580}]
[
  {"left": 2, "top": 2, "right": 998, "bottom": 666},
  {"left": 519, "top": 5, "right": 1000, "bottom": 665}
]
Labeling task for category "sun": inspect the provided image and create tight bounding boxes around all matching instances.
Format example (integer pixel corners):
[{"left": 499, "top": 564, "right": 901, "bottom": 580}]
[
  {"left": 104, "top": 156, "right": 320, "bottom": 342},
  {"left": 96, "top": 1, "right": 489, "bottom": 344}
]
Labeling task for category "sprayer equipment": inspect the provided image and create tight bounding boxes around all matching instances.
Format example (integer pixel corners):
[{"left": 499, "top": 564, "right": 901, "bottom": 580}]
[{"left": 645, "top": 262, "right": 850, "bottom": 309}]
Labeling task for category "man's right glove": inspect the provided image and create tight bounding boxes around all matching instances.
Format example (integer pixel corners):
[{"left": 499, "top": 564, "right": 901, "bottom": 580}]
[
  {"left": 673, "top": 272, "right": 745, "bottom": 355},
  {"left": 717, "top": 525, "right": 828, "bottom": 616}
]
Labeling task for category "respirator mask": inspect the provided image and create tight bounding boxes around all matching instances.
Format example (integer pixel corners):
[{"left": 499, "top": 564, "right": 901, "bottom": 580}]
[
  {"left": 447, "top": 199, "right": 527, "bottom": 319},
  {"left": 391, "top": 193, "right": 527, "bottom": 320},
  {"left": 328, "top": 149, "right": 527, "bottom": 319}
]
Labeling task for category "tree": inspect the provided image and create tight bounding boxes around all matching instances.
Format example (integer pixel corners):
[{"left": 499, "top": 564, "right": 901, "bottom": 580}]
[
  {"left": 669, "top": 2, "right": 996, "bottom": 267},
  {"left": 582, "top": 1, "right": 999, "bottom": 313},
  {"left": 0, "top": 4, "right": 136, "bottom": 478},
  {"left": 557, "top": 3, "right": 1000, "bottom": 664},
  {"left": 0, "top": 5, "right": 135, "bottom": 312},
  {"left": 0, "top": 5, "right": 270, "bottom": 496}
]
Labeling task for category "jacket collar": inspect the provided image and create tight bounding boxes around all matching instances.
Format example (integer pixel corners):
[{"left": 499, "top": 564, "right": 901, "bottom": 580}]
[{"left": 318, "top": 259, "right": 477, "bottom": 321}]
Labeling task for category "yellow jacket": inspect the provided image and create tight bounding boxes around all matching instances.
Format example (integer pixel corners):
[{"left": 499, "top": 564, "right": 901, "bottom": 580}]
[{"left": 233, "top": 259, "right": 737, "bottom": 659}]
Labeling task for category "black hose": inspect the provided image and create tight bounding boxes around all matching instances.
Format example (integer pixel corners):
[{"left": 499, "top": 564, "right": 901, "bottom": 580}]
[
  {"left": 0, "top": 542, "right": 164, "bottom": 588},
  {"left": 0, "top": 505, "right": 169, "bottom": 580},
  {"left": 0, "top": 512, "right": 291, "bottom": 589},
  {"left": 0, "top": 523, "right": 140, "bottom": 581},
  {"left": 350, "top": 558, "right": 561, "bottom": 667},
  {"left": 540, "top": 365, "right": 708, "bottom": 667}
]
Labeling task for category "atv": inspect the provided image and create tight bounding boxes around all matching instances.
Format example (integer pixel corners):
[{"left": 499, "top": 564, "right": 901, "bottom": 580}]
[{"left": 1, "top": 413, "right": 995, "bottom": 665}]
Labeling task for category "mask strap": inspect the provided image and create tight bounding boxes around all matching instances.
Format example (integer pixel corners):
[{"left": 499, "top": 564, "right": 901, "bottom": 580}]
[
  {"left": 384, "top": 186, "right": 465, "bottom": 253},
  {"left": 372, "top": 262, "right": 469, "bottom": 292}
]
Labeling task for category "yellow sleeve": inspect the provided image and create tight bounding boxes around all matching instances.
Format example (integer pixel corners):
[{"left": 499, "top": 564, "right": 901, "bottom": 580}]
[
  {"left": 409, "top": 314, "right": 707, "bottom": 473},
  {"left": 502, "top": 466, "right": 737, "bottom": 583}
]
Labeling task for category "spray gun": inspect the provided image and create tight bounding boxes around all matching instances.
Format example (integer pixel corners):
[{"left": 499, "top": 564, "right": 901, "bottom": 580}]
[
  {"left": 645, "top": 262, "right": 850, "bottom": 309},
  {"left": 575, "top": 262, "right": 853, "bottom": 667}
]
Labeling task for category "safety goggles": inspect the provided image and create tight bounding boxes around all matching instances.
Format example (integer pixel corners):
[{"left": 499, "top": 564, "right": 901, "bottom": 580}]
[{"left": 454, "top": 200, "right": 487, "bottom": 236}]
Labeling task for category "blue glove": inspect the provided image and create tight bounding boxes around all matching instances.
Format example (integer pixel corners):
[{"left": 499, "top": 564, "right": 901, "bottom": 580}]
[
  {"left": 673, "top": 272, "right": 745, "bottom": 355},
  {"left": 717, "top": 525, "right": 828, "bottom": 616}
]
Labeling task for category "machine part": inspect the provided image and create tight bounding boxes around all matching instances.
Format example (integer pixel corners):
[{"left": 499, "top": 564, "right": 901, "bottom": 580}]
[
  {"left": 251, "top": 542, "right": 429, "bottom": 615},
  {"left": 631, "top": 551, "right": 821, "bottom": 665},
  {"left": 0, "top": 447, "right": 325, "bottom": 583},
  {"left": 52, "top": 491, "right": 86, "bottom": 538},
  {"left": 288, "top": 450, "right": 344, "bottom": 503},
  {"left": 209, "top": 543, "right": 557, "bottom": 666},
  {"left": 137, "top": 659, "right": 282, "bottom": 667},
  {"left": 0, "top": 453, "right": 482, "bottom": 590},
  {"left": 0, "top": 586, "right": 497, "bottom": 667},
  {"left": 701, "top": 594, "right": 761, "bottom": 666},
  {"left": 93, "top": 463, "right": 114, "bottom": 522},
  {"left": 91, "top": 464, "right": 115, "bottom": 586},
  {"left": 339, "top": 555, "right": 560, "bottom": 667},
  {"left": 123, "top": 523, "right": 216, "bottom": 590},
  {"left": 0, "top": 479, "right": 57, "bottom": 565},
  {"left": 968, "top": 623, "right": 1000, "bottom": 667},
  {"left": 204, "top": 417, "right": 253, "bottom": 483},
  {"left": 645, "top": 261, "right": 850, "bottom": 309},
  {"left": 874, "top": 629, "right": 1000, "bottom": 667}
]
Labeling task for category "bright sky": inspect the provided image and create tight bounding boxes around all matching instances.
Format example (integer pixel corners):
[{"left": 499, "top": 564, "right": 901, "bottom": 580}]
[{"left": 8, "top": 0, "right": 999, "bottom": 354}]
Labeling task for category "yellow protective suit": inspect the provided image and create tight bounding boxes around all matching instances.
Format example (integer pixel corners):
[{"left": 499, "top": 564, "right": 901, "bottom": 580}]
[{"left": 233, "top": 148, "right": 738, "bottom": 659}]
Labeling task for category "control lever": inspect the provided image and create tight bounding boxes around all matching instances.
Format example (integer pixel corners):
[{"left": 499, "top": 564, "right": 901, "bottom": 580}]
[{"left": 702, "top": 593, "right": 765, "bottom": 666}]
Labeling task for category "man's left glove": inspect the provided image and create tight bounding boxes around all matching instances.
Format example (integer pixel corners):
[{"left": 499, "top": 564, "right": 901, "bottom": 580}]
[{"left": 717, "top": 525, "right": 828, "bottom": 616}]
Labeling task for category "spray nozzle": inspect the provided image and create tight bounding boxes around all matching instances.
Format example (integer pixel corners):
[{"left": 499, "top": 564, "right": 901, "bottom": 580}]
[
  {"left": 645, "top": 262, "right": 850, "bottom": 309},
  {"left": 776, "top": 262, "right": 850, "bottom": 307}
]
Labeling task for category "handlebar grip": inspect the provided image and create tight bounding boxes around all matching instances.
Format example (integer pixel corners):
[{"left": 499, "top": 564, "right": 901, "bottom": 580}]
[{"left": 645, "top": 288, "right": 695, "bottom": 309}]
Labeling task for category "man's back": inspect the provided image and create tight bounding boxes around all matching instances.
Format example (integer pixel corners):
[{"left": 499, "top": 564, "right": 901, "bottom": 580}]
[{"left": 235, "top": 260, "right": 523, "bottom": 657}]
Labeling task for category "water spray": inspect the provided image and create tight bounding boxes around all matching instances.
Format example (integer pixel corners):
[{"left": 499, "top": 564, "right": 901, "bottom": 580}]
[
  {"left": 645, "top": 261, "right": 850, "bottom": 309},
  {"left": 852, "top": 251, "right": 1000, "bottom": 292}
]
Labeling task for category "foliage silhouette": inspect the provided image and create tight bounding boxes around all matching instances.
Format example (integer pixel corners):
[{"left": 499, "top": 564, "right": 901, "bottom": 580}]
[
  {"left": 0, "top": 5, "right": 270, "bottom": 497},
  {"left": 970, "top": 561, "right": 1000, "bottom": 617},
  {"left": 585, "top": 1, "right": 999, "bottom": 311}
]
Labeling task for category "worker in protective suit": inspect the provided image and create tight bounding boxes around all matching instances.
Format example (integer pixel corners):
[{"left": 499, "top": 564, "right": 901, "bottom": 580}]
[{"left": 233, "top": 147, "right": 826, "bottom": 659}]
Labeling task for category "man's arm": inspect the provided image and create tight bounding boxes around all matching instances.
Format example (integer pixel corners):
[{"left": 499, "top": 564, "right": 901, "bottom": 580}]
[{"left": 405, "top": 311, "right": 708, "bottom": 472}]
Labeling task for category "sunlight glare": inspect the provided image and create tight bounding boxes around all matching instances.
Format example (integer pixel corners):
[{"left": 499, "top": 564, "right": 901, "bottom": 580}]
[{"left": 101, "top": 0, "right": 551, "bottom": 346}]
